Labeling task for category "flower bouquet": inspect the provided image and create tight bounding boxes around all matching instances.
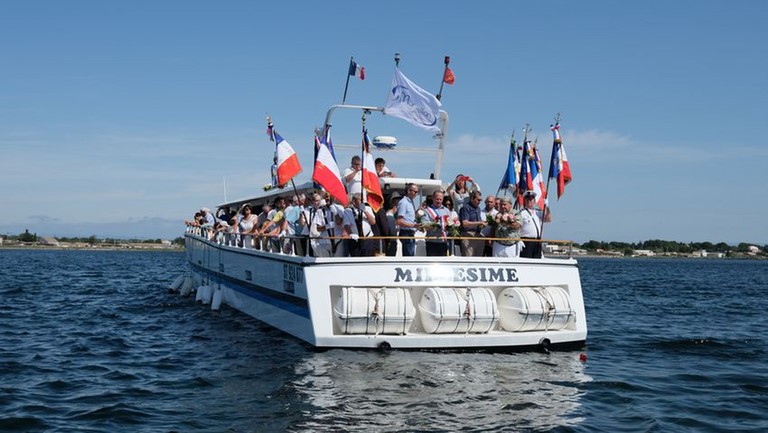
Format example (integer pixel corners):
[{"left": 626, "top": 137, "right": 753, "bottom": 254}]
[
  {"left": 416, "top": 209, "right": 438, "bottom": 230},
  {"left": 446, "top": 216, "right": 461, "bottom": 237},
  {"left": 494, "top": 212, "right": 520, "bottom": 227},
  {"left": 493, "top": 212, "right": 520, "bottom": 245}
]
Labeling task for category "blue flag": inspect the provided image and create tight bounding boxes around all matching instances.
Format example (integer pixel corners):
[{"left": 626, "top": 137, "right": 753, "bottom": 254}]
[{"left": 498, "top": 135, "right": 517, "bottom": 192}]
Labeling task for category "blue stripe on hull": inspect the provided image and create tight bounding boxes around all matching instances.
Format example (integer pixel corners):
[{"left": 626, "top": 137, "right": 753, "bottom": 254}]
[{"left": 190, "top": 263, "right": 310, "bottom": 319}]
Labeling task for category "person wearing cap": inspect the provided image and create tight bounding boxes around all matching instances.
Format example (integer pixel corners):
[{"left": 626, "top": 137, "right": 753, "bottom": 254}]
[{"left": 517, "top": 190, "right": 551, "bottom": 259}]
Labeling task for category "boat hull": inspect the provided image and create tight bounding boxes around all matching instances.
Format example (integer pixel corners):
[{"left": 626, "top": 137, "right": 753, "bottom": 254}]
[{"left": 184, "top": 234, "right": 587, "bottom": 351}]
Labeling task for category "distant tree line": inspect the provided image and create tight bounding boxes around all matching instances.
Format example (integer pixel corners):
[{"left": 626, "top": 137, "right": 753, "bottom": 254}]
[
  {"left": 2, "top": 230, "right": 762, "bottom": 253},
  {"left": 17, "top": 229, "right": 37, "bottom": 242},
  {"left": 576, "top": 239, "right": 767, "bottom": 254},
  {"left": 3, "top": 231, "right": 184, "bottom": 246}
]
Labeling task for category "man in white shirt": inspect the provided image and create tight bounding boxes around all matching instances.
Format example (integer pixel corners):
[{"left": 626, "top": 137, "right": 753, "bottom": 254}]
[
  {"left": 343, "top": 193, "right": 375, "bottom": 256},
  {"left": 517, "top": 190, "right": 551, "bottom": 259},
  {"left": 302, "top": 193, "right": 332, "bottom": 257},
  {"left": 342, "top": 156, "right": 362, "bottom": 194}
]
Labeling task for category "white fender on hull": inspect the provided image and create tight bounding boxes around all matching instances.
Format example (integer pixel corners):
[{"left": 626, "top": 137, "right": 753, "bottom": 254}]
[
  {"left": 180, "top": 277, "right": 194, "bottom": 297},
  {"left": 200, "top": 285, "right": 213, "bottom": 305},
  {"left": 195, "top": 285, "right": 207, "bottom": 303},
  {"left": 169, "top": 275, "right": 184, "bottom": 291},
  {"left": 211, "top": 288, "right": 223, "bottom": 312}
]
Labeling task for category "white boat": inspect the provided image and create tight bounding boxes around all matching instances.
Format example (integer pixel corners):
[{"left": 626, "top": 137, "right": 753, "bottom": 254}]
[{"left": 182, "top": 103, "right": 587, "bottom": 351}]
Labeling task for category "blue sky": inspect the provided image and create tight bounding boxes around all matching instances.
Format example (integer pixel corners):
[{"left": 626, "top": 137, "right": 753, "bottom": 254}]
[{"left": 1, "top": 1, "right": 766, "bottom": 244}]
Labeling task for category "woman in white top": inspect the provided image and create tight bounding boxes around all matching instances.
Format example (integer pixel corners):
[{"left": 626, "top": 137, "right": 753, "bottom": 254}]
[
  {"left": 238, "top": 204, "right": 259, "bottom": 248},
  {"left": 446, "top": 173, "right": 481, "bottom": 212}
]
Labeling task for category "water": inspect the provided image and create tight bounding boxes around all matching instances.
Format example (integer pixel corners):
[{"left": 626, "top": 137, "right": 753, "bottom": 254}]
[{"left": 1, "top": 250, "right": 767, "bottom": 432}]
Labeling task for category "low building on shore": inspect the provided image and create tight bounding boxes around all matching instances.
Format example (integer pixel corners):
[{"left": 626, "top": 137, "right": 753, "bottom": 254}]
[
  {"left": 691, "top": 250, "right": 726, "bottom": 258},
  {"left": 38, "top": 237, "right": 60, "bottom": 247}
]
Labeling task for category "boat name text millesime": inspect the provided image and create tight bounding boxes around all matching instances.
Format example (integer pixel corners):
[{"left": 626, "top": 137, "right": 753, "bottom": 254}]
[{"left": 394, "top": 267, "right": 519, "bottom": 283}]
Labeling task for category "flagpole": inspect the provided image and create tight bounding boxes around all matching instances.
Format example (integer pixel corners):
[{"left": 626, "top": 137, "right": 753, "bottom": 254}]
[
  {"left": 359, "top": 111, "right": 368, "bottom": 228},
  {"left": 539, "top": 113, "right": 560, "bottom": 241},
  {"left": 514, "top": 125, "right": 531, "bottom": 212},
  {"left": 342, "top": 57, "right": 354, "bottom": 104},
  {"left": 436, "top": 55, "right": 450, "bottom": 101}
]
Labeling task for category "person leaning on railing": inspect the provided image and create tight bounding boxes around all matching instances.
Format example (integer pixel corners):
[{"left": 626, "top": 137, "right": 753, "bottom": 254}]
[{"left": 238, "top": 204, "right": 259, "bottom": 249}]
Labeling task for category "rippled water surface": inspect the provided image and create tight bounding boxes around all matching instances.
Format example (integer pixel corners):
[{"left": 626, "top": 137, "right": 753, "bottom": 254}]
[{"left": 1, "top": 250, "right": 767, "bottom": 432}]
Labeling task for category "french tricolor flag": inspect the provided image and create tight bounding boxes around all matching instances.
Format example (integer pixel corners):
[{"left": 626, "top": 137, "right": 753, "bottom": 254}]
[
  {"left": 362, "top": 129, "right": 383, "bottom": 212},
  {"left": 348, "top": 60, "right": 365, "bottom": 80},
  {"left": 274, "top": 132, "right": 302, "bottom": 187},
  {"left": 548, "top": 123, "right": 573, "bottom": 199},
  {"left": 312, "top": 134, "right": 348, "bottom": 206}
]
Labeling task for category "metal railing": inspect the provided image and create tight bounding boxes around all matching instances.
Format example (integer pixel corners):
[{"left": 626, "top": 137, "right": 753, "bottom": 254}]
[{"left": 185, "top": 224, "right": 574, "bottom": 258}]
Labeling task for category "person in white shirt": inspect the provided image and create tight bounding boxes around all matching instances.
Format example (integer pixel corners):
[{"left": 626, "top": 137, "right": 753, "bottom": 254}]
[
  {"left": 342, "top": 156, "right": 362, "bottom": 195},
  {"left": 301, "top": 193, "right": 332, "bottom": 257},
  {"left": 517, "top": 190, "right": 551, "bottom": 259},
  {"left": 323, "top": 193, "right": 347, "bottom": 257},
  {"left": 481, "top": 195, "right": 498, "bottom": 256},
  {"left": 343, "top": 193, "right": 376, "bottom": 257}
]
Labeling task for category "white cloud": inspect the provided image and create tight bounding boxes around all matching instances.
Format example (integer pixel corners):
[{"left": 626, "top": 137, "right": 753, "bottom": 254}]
[{"left": 565, "top": 129, "right": 633, "bottom": 151}]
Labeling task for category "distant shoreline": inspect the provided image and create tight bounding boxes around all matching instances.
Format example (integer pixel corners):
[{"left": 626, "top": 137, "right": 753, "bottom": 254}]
[
  {"left": 0, "top": 244, "right": 183, "bottom": 252},
  {"left": 1, "top": 244, "right": 764, "bottom": 260}
]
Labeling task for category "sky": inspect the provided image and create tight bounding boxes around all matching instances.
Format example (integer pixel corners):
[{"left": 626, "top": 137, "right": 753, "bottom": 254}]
[{"left": 1, "top": 1, "right": 766, "bottom": 245}]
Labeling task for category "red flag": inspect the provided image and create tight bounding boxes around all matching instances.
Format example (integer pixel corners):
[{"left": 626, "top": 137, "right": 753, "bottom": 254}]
[
  {"left": 362, "top": 129, "right": 383, "bottom": 212},
  {"left": 312, "top": 134, "right": 348, "bottom": 206},
  {"left": 274, "top": 132, "right": 302, "bottom": 186},
  {"left": 443, "top": 66, "right": 455, "bottom": 85}
]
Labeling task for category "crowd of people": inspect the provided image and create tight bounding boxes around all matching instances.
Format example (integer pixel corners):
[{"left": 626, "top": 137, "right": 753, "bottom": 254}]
[{"left": 185, "top": 167, "right": 551, "bottom": 258}]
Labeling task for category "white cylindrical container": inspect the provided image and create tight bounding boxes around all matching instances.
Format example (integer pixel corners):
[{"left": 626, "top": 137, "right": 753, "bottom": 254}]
[
  {"left": 419, "top": 287, "right": 499, "bottom": 334},
  {"left": 498, "top": 286, "right": 574, "bottom": 332},
  {"left": 334, "top": 287, "right": 415, "bottom": 335}
]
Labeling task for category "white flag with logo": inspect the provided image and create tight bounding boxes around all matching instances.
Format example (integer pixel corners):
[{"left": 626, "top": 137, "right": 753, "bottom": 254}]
[{"left": 384, "top": 68, "right": 442, "bottom": 133}]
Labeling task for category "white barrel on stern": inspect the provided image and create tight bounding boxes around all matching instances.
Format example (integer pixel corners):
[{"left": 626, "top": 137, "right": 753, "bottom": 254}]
[
  {"left": 334, "top": 287, "right": 415, "bottom": 335},
  {"left": 419, "top": 287, "right": 499, "bottom": 334},
  {"left": 498, "top": 286, "right": 574, "bottom": 332}
]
